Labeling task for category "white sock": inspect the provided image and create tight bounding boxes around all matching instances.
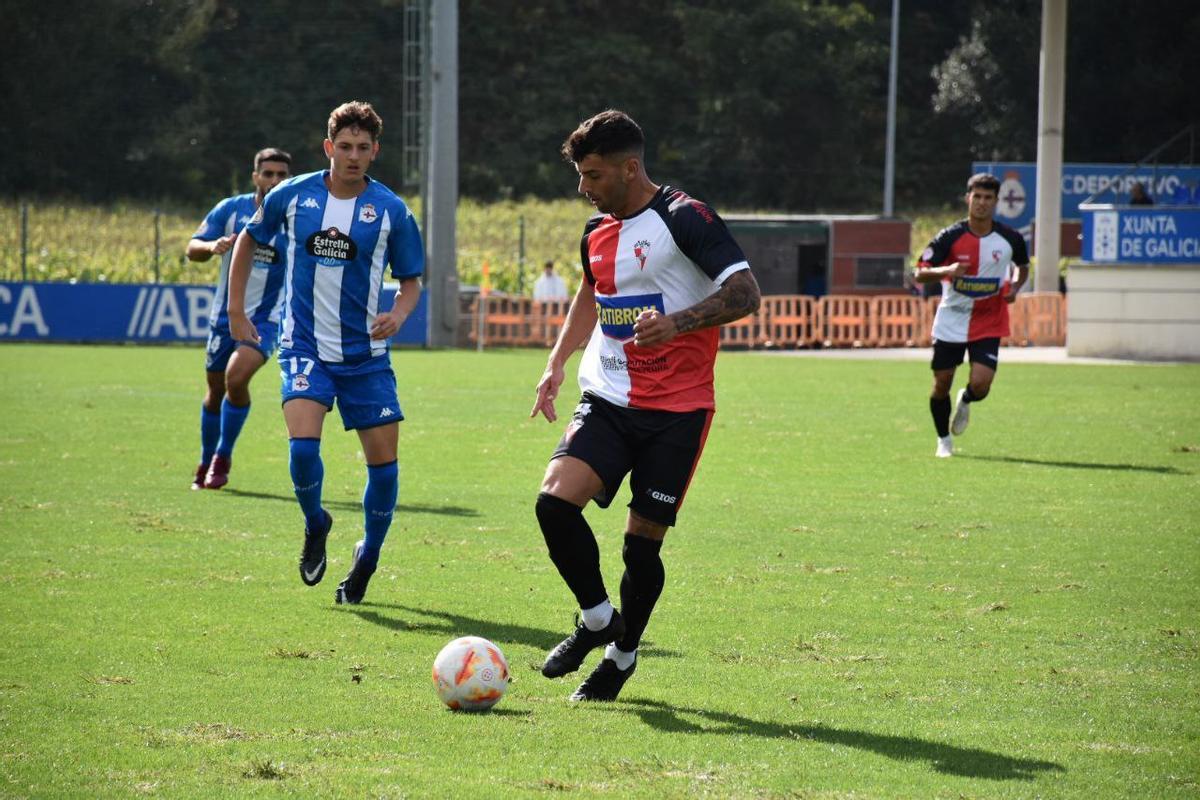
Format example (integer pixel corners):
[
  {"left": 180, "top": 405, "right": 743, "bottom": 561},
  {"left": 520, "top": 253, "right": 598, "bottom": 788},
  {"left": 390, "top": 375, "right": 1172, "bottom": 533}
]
[
  {"left": 605, "top": 643, "right": 636, "bottom": 671},
  {"left": 580, "top": 599, "right": 614, "bottom": 631}
]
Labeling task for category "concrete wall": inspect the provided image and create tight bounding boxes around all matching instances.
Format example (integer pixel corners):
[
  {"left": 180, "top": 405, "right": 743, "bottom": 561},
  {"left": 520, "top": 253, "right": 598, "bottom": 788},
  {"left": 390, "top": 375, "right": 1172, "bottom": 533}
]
[{"left": 1067, "top": 264, "right": 1200, "bottom": 361}]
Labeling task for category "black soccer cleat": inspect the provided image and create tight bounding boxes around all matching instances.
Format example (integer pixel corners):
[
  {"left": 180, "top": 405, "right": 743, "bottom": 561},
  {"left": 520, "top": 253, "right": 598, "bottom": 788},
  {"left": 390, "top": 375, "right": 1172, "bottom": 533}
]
[
  {"left": 570, "top": 657, "right": 637, "bottom": 702},
  {"left": 541, "top": 610, "right": 625, "bottom": 678},
  {"left": 299, "top": 510, "right": 333, "bottom": 586},
  {"left": 334, "top": 541, "right": 376, "bottom": 605}
]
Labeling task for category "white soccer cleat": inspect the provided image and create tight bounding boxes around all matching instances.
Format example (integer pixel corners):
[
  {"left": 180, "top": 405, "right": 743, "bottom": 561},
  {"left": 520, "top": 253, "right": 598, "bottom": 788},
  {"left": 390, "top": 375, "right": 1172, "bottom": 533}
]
[
  {"left": 950, "top": 388, "right": 971, "bottom": 436},
  {"left": 936, "top": 436, "right": 954, "bottom": 458}
]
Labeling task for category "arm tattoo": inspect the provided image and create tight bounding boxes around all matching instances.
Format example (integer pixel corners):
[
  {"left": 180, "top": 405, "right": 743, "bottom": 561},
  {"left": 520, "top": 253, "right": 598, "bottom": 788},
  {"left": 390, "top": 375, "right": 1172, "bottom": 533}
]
[{"left": 671, "top": 270, "right": 762, "bottom": 335}]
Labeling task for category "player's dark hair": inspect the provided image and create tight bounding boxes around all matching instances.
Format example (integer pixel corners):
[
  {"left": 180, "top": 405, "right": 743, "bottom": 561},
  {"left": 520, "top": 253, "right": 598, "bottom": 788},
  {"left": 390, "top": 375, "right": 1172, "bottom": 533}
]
[
  {"left": 254, "top": 148, "right": 292, "bottom": 171},
  {"left": 561, "top": 109, "right": 644, "bottom": 164},
  {"left": 967, "top": 173, "right": 1001, "bottom": 194},
  {"left": 328, "top": 101, "right": 383, "bottom": 142}
]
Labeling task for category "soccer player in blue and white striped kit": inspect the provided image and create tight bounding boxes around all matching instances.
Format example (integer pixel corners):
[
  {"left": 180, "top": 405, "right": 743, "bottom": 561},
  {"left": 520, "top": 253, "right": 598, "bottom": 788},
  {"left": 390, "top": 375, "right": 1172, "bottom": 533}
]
[
  {"left": 227, "top": 102, "right": 424, "bottom": 604},
  {"left": 186, "top": 148, "right": 291, "bottom": 491}
]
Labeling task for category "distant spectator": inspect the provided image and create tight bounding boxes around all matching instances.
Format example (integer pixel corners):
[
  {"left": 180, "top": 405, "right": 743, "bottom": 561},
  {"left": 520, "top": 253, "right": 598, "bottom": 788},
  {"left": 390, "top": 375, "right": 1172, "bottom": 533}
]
[
  {"left": 1129, "top": 182, "right": 1153, "bottom": 205},
  {"left": 533, "top": 260, "right": 569, "bottom": 301}
]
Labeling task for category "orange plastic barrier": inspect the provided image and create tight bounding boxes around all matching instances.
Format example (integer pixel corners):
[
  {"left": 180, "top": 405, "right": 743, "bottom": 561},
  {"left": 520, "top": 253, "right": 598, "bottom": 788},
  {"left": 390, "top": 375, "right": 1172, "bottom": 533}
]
[
  {"left": 761, "top": 295, "right": 815, "bottom": 348},
  {"left": 1017, "top": 292, "right": 1065, "bottom": 346},
  {"left": 870, "top": 295, "right": 926, "bottom": 347},
  {"left": 815, "top": 295, "right": 871, "bottom": 347},
  {"left": 532, "top": 299, "right": 572, "bottom": 347},
  {"left": 467, "top": 294, "right": 535, "bottom": 346},
  {"left": 719, "top": 306, "right": 769, "bottom": 348}
]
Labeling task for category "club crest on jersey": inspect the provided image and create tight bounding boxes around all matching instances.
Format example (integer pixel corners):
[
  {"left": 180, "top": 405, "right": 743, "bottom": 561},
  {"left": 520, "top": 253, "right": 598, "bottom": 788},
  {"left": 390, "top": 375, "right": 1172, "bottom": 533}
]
[
  {"left": 633, "top": 239, "right": 651, "bottom": 270},
  {"left": 307, "top": 227, "right": 358, "bottom": 265},
  {"left": 249, "top": 205, "right": 264, "bottom": 225},
  {"left": 358, "top": 203, "right": 377, "bottom": 224},
  {"left": 992, "top": 249, "right": 1003, "bottom": 263},
  {"left": 292, "top": 374, "right": 310, "bottom": 391},
  {"left": 595, "top": 293, "right": 665, "bottom": 341}
]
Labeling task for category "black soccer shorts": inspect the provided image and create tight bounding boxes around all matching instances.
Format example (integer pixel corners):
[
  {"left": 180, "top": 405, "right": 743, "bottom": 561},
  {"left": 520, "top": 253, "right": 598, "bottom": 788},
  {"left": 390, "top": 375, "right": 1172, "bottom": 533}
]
[
  {"left": 931, "top": 337, "right": 1001, "bottom": 372},
  {"left": 551, "top": 392, "right": 713, "bottom": 527}
]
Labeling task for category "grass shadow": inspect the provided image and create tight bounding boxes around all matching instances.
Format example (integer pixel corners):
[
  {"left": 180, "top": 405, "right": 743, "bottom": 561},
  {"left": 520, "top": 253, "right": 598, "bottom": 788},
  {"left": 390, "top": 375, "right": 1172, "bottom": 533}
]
[
  {"left": 337, "top": 604, "right": 682, "bottom": 659},
  {"left": 606, "top": 698, "right": 1065, "bottom": 781},
  {"left": 958, "top": 454, "right": 1186, "bottom": 475},
  {"left": 220, "top": 488, "right": 480, "bottom": 517}
]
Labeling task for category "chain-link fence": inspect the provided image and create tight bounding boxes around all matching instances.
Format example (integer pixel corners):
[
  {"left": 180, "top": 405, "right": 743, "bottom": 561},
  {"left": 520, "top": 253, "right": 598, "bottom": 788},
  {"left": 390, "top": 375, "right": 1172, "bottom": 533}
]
[{"left": 0, "top": 201, "right": 212, "bottom": 285}]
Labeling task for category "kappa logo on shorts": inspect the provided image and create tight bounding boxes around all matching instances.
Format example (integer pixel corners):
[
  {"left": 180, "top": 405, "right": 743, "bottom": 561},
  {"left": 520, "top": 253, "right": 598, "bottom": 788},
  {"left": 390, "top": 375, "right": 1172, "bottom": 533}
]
[
  {"left": 574, "top": 402, "right": 592, "bottom": 419},
  {"left": 379, "top": 407, "right": 395, "bottom": 418},
  {"left": 292, "top": 374, "right": 310, "bottom": 391},
  {"left": 207, "top": 334, "right": 221, "bottom": 354}
]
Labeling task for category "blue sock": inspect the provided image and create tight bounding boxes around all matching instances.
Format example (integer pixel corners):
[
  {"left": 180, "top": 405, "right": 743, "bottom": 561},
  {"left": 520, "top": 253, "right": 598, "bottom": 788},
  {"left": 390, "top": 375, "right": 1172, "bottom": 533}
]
[
  {"left": 215, "top": 399, "right": 250, "bottom": 458},
  {"left": 360, "top": 461, "right": 398, "bottom": 567},
  {"left": 289, "top": 438, "right": 326, "bottom": 530},
  {"left": 200, "top": 405, "right": 220, "bottom": 463}
]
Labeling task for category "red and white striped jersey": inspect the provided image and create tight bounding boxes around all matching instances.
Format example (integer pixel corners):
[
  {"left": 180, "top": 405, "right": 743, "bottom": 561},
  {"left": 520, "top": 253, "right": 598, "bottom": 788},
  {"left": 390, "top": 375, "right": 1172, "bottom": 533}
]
[
  {"left": 919, "top": 220, "right": 1030, "bottom": 342},
  {"left": 577, "top": 186, "right": 750, "bottom": 412}
]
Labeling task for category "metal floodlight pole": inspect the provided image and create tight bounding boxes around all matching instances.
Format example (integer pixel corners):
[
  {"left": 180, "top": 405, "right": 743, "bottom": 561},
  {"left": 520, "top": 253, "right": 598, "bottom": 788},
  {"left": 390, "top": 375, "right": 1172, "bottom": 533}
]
[
  {"left": 1034, "top": 0, "right": 1067, "bottom": 293},
  {"left": 424, "top": 0, "right": 459, "bottom": 347},
  {"left": 883, "top": 0, "right": 899, "bottom": 218}
]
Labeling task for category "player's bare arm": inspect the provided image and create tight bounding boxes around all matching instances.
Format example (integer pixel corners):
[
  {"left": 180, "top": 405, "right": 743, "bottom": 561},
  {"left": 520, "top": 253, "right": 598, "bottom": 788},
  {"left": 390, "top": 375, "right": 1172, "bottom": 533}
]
[
  {"left": 225, "top": 230, "right": 260, "bottom": 345},
  {"left": 1007, "top": 265, "right": 1030, "bottom": 303},
  {"left": 632, "top": 268, "right": 761, "bottom": 348},
  {"left": 914, "top": 261, "right": 968, "bottom": 283},
  {"left": 370, "top": 277, "right": 423, "bottom": 340},
  {"left": 186, "top": 234, "right": 236, "bottom": 262},
  {"left": 532, "top": 281, "right": 598, "bottom": 422}
]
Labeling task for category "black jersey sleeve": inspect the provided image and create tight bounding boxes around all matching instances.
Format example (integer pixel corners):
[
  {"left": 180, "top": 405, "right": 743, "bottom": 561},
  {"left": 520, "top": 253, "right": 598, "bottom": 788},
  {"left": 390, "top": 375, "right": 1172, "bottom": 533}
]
[
  {"left": 662, "top": 190, "right": 748, "bottom": 282},
  {"left": 996, "top": 223, "right": 1030, "bottom": 266},
  {"left": 918, "top": 221, "right": 968, "bottom": 267},
  {"left": 579, "top": 214, "right": 604, "bottom": 286}
]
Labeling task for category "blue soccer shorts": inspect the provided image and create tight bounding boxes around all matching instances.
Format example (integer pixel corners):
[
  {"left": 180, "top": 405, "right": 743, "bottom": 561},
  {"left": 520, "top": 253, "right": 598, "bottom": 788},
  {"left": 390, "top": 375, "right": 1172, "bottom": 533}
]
[
  {"left": 279, "top": 353, "right": 404, "bottom": 431},
  {"left": 206, "top": 320, "right": 279, "bottom": 372}
]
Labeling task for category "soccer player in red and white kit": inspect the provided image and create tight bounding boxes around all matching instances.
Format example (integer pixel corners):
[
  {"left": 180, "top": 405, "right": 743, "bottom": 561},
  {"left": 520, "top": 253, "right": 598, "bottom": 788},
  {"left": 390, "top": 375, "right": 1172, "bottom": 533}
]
[
  {"left": 529, "top": 110, "right": 761, "bottom": 701},
  {"left": 915, "top": 173, "right": 1029, "bottom": 458}
]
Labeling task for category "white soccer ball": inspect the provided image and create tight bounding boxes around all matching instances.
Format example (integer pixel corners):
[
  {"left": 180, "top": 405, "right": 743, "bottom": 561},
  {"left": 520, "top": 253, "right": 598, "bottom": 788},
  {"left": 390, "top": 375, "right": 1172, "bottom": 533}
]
[{"left": 431, "top": 636, "right": 510, "bottom": 711}]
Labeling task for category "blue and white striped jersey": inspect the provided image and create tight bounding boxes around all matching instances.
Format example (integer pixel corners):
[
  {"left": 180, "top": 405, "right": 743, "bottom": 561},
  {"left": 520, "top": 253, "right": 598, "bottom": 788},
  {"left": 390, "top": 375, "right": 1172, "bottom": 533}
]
[
  {"left": 192, "top": 193, "right": 287, "bottom": 329},
  {"left": 244, "top": 171, "right": 425, "bottom": 373}
]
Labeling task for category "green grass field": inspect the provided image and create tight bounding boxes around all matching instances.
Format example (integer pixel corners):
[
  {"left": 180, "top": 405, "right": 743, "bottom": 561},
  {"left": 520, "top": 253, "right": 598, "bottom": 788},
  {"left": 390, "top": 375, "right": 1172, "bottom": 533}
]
[{"left": 1, "top": 345, "right": 1197, "bottom": 798}]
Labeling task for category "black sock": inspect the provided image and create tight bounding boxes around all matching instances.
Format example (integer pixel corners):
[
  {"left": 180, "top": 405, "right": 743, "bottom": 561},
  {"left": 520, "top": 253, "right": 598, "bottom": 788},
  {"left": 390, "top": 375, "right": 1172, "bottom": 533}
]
[
  {"left": 535, "top": 492, "right": 607, "bottom": 610},
  {"left": 930, "top": 396, "right": 951, "bottom": 437},
  {"left": 615, "top": 534, "right": 664, "bottom": 652}
]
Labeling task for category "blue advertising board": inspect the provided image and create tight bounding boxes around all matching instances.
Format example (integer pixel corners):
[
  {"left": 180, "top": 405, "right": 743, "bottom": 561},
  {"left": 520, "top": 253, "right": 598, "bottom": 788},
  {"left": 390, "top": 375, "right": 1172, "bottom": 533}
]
[
  {"left": 1081, "top": 207, "right": 1200, "bottom": 264},
  {"left": 971, "top": 161, "right": 1200, "bottom": 237},
  {"left": 0, "top": 282, "right": 429, "bottom": 345}
]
